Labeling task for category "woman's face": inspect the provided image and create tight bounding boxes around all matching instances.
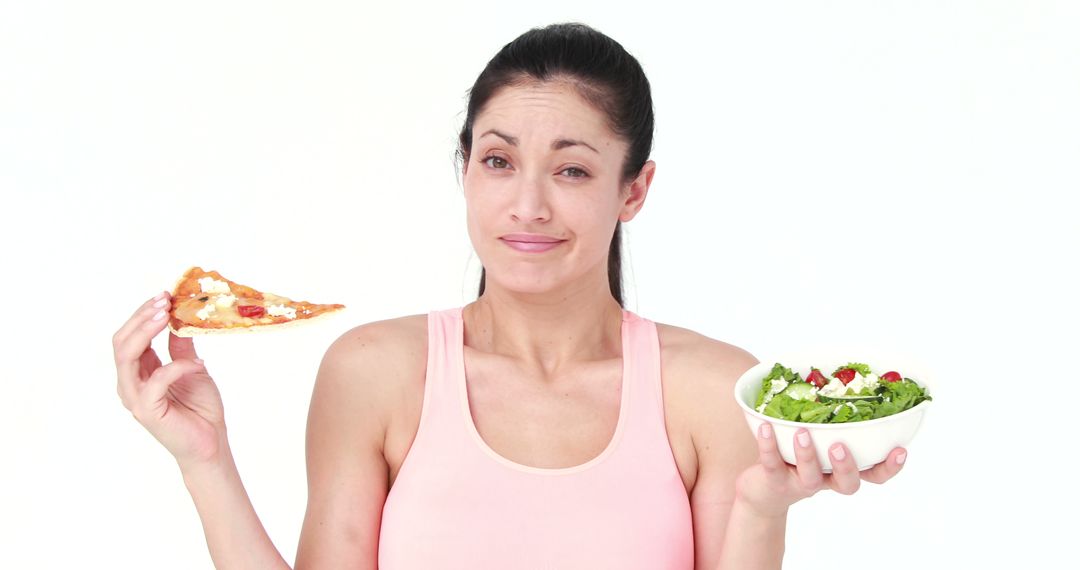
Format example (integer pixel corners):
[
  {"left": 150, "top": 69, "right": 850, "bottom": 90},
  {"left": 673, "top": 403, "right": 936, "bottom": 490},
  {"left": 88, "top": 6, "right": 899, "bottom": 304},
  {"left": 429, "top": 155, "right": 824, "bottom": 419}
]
[{"left": 463, "top": 81, "right": 651, "bottom": 298}]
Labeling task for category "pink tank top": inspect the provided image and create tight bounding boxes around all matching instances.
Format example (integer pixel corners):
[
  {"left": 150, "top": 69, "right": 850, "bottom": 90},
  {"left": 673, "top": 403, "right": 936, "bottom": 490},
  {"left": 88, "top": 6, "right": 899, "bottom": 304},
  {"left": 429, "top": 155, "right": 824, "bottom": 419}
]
[{"left": 378, "top": 307, "right": 694, "bottom": 569}]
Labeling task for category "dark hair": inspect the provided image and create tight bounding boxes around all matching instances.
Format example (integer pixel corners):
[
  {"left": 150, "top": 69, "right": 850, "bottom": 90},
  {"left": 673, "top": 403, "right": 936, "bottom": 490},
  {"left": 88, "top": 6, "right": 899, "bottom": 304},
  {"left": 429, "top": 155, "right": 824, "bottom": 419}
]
[{"left": 458, "top": 23, "right": 654, "bottom": 307}]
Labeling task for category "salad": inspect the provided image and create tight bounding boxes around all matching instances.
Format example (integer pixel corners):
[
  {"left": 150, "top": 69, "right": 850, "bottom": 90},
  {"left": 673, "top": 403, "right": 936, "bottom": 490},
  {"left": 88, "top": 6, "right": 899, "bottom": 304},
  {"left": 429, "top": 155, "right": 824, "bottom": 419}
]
[{"left": 754, "top": 362, "right": 931, "bottom": 423}]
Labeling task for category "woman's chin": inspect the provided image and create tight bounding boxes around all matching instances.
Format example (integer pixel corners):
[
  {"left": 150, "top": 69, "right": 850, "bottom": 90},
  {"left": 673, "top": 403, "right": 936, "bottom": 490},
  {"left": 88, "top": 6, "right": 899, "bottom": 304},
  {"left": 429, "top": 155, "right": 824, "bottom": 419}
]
[
  {"left": 485, "top": 274, "right": 564, "bottom": 297},
  {"left": 495, "top": 283, "right": 558, "bottom": 297}
]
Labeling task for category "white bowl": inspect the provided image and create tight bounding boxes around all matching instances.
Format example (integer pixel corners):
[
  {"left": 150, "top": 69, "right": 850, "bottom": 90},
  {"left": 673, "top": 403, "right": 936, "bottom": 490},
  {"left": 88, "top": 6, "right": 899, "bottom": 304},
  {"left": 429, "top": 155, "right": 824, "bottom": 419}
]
[{"left": 733, "top": 360, "right": 932, "bottom": 472}]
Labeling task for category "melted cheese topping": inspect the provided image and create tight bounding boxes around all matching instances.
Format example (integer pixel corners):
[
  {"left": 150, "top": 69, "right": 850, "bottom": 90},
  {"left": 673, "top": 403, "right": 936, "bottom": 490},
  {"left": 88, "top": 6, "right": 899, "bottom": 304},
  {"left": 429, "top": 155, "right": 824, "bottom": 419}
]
[
  {"left": 174, "top": 287, "right": 302, "bottom": 328},
  {"left": 195, "top": 303, "right": 216, "bottom": 320},
  {"left": 198, "top": 277, "right": 232, "bottom": 294},
  {"left": 267, "top": 304, "right": 297, "bottom": 319}
]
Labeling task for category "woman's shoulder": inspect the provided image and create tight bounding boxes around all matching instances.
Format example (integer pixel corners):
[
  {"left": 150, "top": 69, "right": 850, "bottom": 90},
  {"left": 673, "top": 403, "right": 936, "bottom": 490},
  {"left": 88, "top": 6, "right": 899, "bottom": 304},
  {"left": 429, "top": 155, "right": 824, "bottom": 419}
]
[
  {"left": 653, "top": 321, "right": 759, "bottom": 388},
  {"left": 315, "top": 313, "right": 430, "bottom": 404},
  {"left": 652, "top": 321, "right": 760, "bottom": 473},
  {"left": 322, "top": 312, "right": 429, "bottom": 369},
  {"left": 331, "top": 312, "right": 429, "bottom": 346}
]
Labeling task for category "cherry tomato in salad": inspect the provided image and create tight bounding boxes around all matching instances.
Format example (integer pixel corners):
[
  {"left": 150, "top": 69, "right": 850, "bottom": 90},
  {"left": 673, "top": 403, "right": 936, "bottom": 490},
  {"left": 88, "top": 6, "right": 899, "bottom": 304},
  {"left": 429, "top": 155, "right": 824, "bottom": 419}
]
[
  {"left": 881, "top": 371, "right": 903, "bottom": 383},
  {"left": 833, "top": 368, "right": 857, "bottom": 385},
  {"left": 238, "top": 305, "right": 265, "bottom": 318},
  {"left": 806, "top": 368, "right": 828, "bottom": 388}
]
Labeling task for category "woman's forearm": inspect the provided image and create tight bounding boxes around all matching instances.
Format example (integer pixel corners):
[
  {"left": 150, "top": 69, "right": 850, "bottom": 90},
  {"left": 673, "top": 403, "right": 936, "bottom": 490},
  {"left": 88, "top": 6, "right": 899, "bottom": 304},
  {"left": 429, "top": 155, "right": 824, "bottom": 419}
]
[
  {"left": 181, "top": 444, "right": 291, "bottom": 570},
  {"left": 715, "top": 499, "right": 788, "bottom": 570}
]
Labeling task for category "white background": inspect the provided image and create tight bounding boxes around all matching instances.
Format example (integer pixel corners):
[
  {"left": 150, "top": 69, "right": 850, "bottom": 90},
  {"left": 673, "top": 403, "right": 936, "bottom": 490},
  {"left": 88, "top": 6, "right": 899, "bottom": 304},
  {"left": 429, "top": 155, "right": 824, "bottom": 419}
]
[{"left": 2, "top": 0, "right": 1076, "bottom": 568}]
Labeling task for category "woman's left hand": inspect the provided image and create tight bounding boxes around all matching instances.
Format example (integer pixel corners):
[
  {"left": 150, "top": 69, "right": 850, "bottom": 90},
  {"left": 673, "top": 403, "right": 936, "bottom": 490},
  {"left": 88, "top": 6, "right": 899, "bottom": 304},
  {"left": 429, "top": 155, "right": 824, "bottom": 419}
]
[{"left": 733, "top": 423, "right": 908, "bottom": 518}]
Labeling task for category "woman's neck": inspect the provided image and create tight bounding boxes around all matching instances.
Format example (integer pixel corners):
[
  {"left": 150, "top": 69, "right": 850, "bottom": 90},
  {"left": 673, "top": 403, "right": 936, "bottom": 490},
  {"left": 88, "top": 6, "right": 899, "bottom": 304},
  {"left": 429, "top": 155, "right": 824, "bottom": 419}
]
[{"left": 462, "top": 284, "right": 624, "bottom": 377}]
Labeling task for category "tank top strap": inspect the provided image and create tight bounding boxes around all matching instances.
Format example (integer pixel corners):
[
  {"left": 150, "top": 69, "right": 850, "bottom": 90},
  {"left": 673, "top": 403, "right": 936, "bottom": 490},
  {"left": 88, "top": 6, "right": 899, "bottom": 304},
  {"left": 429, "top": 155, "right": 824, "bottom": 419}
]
[
  {"left": 413, "top": 307, "right": 470, "bottom": 439},
  {"left": 616, "top": 309, "right": 675, "bottom": 460}
]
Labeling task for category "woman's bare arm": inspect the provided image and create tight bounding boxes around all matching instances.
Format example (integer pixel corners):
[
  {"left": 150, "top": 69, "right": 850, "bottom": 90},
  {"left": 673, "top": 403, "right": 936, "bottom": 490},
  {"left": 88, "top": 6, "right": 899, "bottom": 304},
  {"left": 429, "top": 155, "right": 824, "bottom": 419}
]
[
  {"left": 181, "top": 449, "right": 292, "bottom": 569},
  {"left": 662, "top": 333, "right": 767, "bottom": 569},
  {"left": 179, "top": 319, "right": 418, "bottom": 570},
  {"left": 294, "top": 317, "right": 425, "bottom": 569}
]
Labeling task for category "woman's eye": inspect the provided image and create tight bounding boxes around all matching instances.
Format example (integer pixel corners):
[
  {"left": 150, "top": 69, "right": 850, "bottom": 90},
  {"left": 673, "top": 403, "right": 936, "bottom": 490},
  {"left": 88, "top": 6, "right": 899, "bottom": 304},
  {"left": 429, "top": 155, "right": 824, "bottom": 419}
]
[
  {"left": 483, "top": 156, "right": 509, "bottom": 169},
  {"left": 562, "top": 167, "right": 588, "bottom": 178}
]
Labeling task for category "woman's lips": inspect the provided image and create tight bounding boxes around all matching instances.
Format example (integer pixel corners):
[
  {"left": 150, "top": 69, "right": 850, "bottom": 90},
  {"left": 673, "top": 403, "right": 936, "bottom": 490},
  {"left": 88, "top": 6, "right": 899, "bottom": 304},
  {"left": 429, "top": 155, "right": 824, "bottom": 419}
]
[{"left": 500, "top": 238, "right": 565, "bottom": 253}]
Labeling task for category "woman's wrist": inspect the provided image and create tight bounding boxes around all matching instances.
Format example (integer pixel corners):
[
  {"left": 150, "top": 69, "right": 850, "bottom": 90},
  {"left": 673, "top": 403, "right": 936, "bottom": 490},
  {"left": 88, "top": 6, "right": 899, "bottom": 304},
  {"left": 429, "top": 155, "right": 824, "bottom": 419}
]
[
  {"left": 178, "top": 440, "right": 237, "bottom": 489},
  {"left": 733, "top": 470, "right": 795, "bottom": 520},
  {"left": 731, "top": 494, "right": 790, "bottom": 522},
  {"left": 717, "top": 496, "right": 789, "bottom": 570}
]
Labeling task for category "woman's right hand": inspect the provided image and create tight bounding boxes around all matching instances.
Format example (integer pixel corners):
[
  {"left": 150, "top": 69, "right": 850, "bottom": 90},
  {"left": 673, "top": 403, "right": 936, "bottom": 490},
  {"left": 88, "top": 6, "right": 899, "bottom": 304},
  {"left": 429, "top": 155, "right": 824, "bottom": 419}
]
[{"left": 114, "top": 291, "right": 227, "bottom": 469}]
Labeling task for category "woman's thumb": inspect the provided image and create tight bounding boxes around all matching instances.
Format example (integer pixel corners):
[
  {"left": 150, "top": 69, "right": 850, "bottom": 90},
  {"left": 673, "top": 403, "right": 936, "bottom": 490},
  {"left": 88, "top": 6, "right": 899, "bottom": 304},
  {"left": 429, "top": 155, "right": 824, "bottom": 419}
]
[
  {"left": 143, "top": 358, "right": 206, "bottom": 405},
  {"left": 168, "top": 332, "right": 200, "bottom": 362}
]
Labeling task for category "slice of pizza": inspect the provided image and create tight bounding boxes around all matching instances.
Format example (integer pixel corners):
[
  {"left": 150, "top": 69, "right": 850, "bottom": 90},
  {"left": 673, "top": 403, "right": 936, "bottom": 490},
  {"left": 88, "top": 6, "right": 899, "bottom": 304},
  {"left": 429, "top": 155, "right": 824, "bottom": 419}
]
[{"left": 168, "top": 267, "right": 345, "bottom": 337}]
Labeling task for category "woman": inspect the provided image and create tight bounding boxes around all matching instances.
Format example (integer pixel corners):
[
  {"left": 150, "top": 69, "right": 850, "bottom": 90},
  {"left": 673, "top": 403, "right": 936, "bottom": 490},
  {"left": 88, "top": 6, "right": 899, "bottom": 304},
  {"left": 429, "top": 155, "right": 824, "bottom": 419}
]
[{"left": 113, "top": 23, "right": 907, "bottom": 569}]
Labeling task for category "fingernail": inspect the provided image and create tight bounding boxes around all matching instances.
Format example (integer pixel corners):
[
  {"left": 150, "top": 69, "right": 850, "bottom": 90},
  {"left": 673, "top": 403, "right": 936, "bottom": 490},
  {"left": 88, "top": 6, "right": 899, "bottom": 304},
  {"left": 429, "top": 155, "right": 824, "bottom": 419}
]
[
  {"left": 759, "top": 423, "right": 772, "bottom": 439},
  {"left": 153, "top": 298, "right": 168, "bottom": 308},
  {"left": 194, "top": 358, "right": 204, "bottom": 364},
  {"left": 153, "top": 292, "right": 166, "bottom": 301},
  {"left": 896, "top": 452, "right": 907, "bottom": 465},
  {"left": 152, "top": 309, "right": 167, "bottom": 321},
  {"left": 797, "top": 431, "right": 810, "bottom": 448},
  {"left": 830, "top": 445, "right": 846, "bottom": 461}
]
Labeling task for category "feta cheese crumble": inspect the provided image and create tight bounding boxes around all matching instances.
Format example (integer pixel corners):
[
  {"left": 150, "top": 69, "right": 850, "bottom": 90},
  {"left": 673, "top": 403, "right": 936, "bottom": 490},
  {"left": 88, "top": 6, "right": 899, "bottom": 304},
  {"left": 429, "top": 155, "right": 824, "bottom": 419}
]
[
  {"left": 819, "top": 377, "right": 849, "bottom": 398},
  {"left": 214, "top": 294, "right": 237, "bottom": 308},
  {"left": 198, "top": 277, "right": 231, "bottom": 294},
  {"left": 267, "top": 304, "right": 296, "bottom": 319},
  {"left": 196, "top": 303, "right": 216, "bottom": 321},
  {"left": 818, "top": 371, "right": 881, "bottom": 398},
  {"left": 846, "top": 373, "right": 880, "bottom": 395}
]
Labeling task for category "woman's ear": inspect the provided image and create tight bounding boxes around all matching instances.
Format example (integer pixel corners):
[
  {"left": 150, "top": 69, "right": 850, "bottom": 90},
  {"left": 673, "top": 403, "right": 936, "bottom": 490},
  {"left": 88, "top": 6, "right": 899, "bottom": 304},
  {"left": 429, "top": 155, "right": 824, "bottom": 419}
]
[{"left": 619, "top": 160, "right": 656, "bottom": 223}]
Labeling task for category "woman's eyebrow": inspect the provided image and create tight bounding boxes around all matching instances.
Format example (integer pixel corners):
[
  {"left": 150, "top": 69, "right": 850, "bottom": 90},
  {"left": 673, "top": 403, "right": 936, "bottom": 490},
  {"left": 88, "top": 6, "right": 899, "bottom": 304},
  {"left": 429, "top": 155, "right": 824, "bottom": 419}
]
[
  {"left": 479, "top": 129, "right": 599, "bottom": 154},
  {"left": 479, "top": 129, "right": 518, "bottom": 146},
  {"left": 552, "top": 138, "right": 598, "bottom": 154}
]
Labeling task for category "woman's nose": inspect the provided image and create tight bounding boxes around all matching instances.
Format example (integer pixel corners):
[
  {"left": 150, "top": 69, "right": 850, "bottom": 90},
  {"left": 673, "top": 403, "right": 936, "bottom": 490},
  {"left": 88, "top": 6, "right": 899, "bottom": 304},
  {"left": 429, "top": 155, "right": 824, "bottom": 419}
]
[{"left": 510, "top": 174, "right": 552, "bottom": 222}]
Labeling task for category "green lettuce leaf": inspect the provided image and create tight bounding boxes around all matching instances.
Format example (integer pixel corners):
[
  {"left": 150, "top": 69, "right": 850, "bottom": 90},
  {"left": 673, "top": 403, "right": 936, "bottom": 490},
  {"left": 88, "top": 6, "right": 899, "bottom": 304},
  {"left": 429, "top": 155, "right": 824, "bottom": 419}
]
[
  {"left": 881, "top": 378, "right": 931, "bottom": 411},
  {"left": 851, "top": 400, "right": 876, "bottom": 421},
  {"left": 798, "top": 402, "right": 833, "bottom": 423},
  {"left": 763, "top": 394, "right": 813, "bottom": 422},
  {"left": 834, "top": 362, "right": 873, "bottom": 376},
  {"left": 755, "top": 363, "right": 789, "bottom": 408},
  {"left": 755, "top": 363, "right": 805, "bottom": 409},
  {"left": 871, "top": 399, "right": 902, "bottom": 419},
  {"left": 829, "top": 402, "right": 854, "bottom": 423},
  {"left": 824, "top": 401, "right": 875, "bottom": 423},
  {"left": 763, "top": 363, "right": 789, "bottom": 383},
  {"left": 754, "top": 378, "right": 773, "bottom": 409}
]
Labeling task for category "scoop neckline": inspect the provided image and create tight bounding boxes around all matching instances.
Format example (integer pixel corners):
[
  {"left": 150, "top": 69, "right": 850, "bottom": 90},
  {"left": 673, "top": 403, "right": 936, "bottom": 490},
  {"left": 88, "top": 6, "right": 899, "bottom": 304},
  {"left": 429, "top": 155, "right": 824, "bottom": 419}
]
[{"left": 454, "top": 307, "right": 633, "bottom": 475}]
